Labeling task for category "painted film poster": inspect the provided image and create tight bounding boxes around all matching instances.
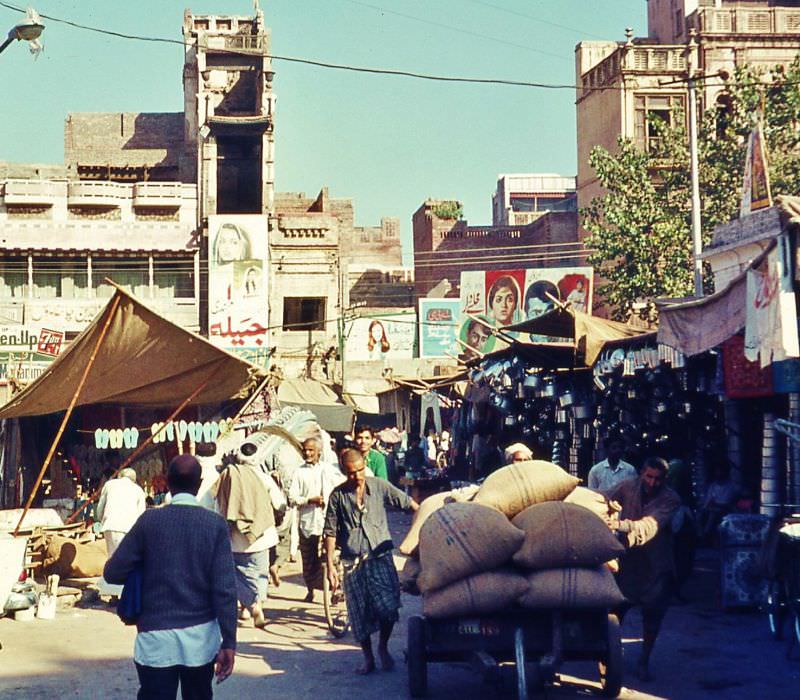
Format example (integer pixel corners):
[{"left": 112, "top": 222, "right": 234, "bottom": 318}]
[
  {"left": 418, "top": 299, "right": 461, "bottom": 359},
  {"left": 345, "top": 313, "right": 416, "bottom": 362},
  {"left": 208, "top": 215, "right": 269, "bottom": 358},
  {"left": 458, "top": 267, "right": 593, "bottom": 355}
]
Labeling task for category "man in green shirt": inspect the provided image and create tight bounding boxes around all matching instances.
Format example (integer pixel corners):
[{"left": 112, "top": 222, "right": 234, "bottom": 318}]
[{"left": 354, "top": 425, "right": 388, "bottom": 480}]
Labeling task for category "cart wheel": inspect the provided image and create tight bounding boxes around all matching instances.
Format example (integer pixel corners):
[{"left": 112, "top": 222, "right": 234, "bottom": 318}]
[
  {"left": 322, "top": 561, "right": 350, "bottom": 639},
  {"left": 766, "top": 580, "right": 786, "bottom": 640},
  {"left": 597, "top": 613, "right": 622, "bottom": 698},
  {"left": 514, "top": 627, "right": 528, "bottom": 700},
  {"left": 407, "top": 615, "right": 428, "bottom": 698}
]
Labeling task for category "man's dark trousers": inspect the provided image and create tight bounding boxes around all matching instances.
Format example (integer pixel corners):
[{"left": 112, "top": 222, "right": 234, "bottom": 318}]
[{"left": 135, "top": 661, "right": 214, "bottom": 700}]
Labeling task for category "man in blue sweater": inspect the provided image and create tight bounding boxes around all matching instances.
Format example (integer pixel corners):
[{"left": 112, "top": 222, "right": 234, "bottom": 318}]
[{"left": 105, "top": 454, "right": 238, "bottom": 699}]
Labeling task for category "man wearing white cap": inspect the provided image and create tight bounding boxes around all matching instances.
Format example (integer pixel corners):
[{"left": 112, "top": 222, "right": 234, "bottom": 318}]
[
  {"left": 96, "top": 467, "right": 147, "bottom": 556},
  {"left": 503, "top": 443, "right": 533, "bottom": 464}
]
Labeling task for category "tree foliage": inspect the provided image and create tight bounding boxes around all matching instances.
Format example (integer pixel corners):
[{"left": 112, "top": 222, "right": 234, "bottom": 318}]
[{"left": 583, "top": 58, "right": 800, "bottom": 321}]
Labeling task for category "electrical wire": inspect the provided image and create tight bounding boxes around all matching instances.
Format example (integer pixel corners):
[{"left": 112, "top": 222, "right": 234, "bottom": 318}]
[
  {"left": 0, "top": 0, "right": 759, "bottom": 93},
  {"left": 463, "top": 0, "right": 603, "bottom": 40},
  {"left": 341, "top": 0, "right": 570, "bottom": 61}
]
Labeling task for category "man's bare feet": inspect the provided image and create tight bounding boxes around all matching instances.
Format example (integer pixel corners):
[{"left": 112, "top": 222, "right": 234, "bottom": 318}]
[
  {"left": 378, "top": 649, "right": 395, "bottom": 671},
  {"left": 355, "top": 660, "right": 375, "bottom": 675}
]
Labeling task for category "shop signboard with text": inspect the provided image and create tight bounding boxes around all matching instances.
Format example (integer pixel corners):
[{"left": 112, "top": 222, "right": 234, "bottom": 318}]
[
  {"left": 208, "top": 215, "right": 270, "bottom": 359},
  {"left": 418, "top": 299, "right": 461, "bottom": 359}
]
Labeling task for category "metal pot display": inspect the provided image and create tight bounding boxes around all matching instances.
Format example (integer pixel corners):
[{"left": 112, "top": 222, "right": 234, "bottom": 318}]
[{"left": 573, "top": 404, "right": 592, "bottom": 421}]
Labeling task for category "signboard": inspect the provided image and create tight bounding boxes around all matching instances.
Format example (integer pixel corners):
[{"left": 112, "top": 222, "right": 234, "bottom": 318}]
[
  {"left": 741, "top": 121, "right": 772, "bottom": 217},
  {"left": 0, "top": 351, "right": 55, "bottom": 384},
  {"left": 345, "top": 313, "right": 416, "bottom": 361},
  {"left": 26, "top": 299, "right": 105, "bottom": 333},
  {"left": 208, "top": 215, "right": 269, "bottom": 355},
  {"left": 458, "top": 267, "right": 593, "bottom": 355},
  {"left": 418, "top": 299, "right": 461, "bottom": 359}
]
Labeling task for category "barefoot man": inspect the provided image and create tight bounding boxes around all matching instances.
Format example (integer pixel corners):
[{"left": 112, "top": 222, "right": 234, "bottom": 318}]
[{"left": 324, "top": 448, "right": 418, "bottom": 674}]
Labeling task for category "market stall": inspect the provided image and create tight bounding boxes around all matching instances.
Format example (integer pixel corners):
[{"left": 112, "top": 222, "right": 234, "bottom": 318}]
[{"left": 0, "top": 285, "right": 267, "bottom": 518}]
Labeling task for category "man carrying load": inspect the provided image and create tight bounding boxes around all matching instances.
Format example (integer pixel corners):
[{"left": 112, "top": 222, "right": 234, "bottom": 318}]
[
  {"left": 608, "top": 456, "right": 680, "bottom": 683},
  {"left": 323, "top": 448, "right": 418, "bottom": 674}
]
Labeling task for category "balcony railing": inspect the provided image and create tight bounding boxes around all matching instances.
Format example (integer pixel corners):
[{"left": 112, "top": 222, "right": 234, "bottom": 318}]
[
  {"left": 3, "top": 179, "right": 66, "bottom": 205},
  {"left": 622, "top": 47, "right": 686, "bottom": 73},
  {"left": 67, "top": 181, "right": 129, "bottom": 207},
  {"left": 695, "top": 7, "right": 800, "bottom": 34},
  {"left": 133, "top": 182, "right": 184, "bottom": 208}
]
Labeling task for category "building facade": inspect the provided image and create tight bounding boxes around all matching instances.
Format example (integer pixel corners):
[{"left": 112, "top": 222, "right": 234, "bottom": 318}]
[
  {"left": 412, "top": 199, "right": 583, "bottom": 300},
  {"left": 576, "top": 0, "right": 800, "bottom": 224},
  {"left": 492, "top": 173, "right": 577, "bottom": 227},
  {"left": 0, "top": 7, "right": 407, "bottom": 400}
]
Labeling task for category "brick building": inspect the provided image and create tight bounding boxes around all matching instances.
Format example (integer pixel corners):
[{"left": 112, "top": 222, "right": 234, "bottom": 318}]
[{"left": 412, "top": 199, "right": 582, "bottom": 300}]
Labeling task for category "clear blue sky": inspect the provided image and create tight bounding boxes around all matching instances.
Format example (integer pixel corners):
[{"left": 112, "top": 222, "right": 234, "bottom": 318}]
[{"left": 0, "top": 1, "right": 646, "bottom": 260}]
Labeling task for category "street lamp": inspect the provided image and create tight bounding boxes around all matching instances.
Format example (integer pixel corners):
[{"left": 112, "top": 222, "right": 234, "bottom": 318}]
[{"left": 0, "top": 10, "right": 44, "bottom": 55}]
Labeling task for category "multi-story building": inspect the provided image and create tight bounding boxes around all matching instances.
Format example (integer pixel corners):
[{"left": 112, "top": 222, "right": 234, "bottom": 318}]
[
  {"left": 0, "top": 6, "right": 407, "bottom": 399},
  {"left": 492, "top": 174, "right": 577, "bottom": 227},
  {"left": 576, "top": 0, "right": 800, "bottom": 224}
]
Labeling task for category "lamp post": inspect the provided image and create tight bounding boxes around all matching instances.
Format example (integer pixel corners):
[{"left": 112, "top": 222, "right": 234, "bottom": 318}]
[
  {"left": 0, "top": 11, "right": 44, "bottom": 55},
  {"left": 686, "top": 29, "right": 704, "bottom": 298}
]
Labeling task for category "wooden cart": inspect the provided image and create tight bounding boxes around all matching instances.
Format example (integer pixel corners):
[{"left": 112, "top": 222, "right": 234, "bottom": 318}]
[{"left": 406, "top": 608, "right": 622, "bottom": 699}]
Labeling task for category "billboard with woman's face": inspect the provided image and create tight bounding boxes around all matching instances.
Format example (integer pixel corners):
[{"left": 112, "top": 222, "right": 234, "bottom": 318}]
[
  {"left": 345, "top": 313, "right": 416, "bottom": 361},
  {"left": 208, "top": 216, "right": 269, "bottom": 357}
]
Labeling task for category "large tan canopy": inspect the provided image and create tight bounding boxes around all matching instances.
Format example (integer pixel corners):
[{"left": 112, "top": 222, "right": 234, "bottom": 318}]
[
  {"left": 504, "top": 308, "right": 656, "bottom": 365},
  {"left": 0, "top": 287, "right": 266, "bottom": 419}
]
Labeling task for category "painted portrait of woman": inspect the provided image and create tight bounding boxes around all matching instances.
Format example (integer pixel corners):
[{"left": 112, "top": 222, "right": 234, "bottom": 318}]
[
  {"left": 212, "top": 222, "right": 252, "bottom": 265},
  {"left": 367, "top": 319, "right": 391, "bottom": 360},
  {"left": 486, "top": 275, "right": 521, "bottom": 327}
]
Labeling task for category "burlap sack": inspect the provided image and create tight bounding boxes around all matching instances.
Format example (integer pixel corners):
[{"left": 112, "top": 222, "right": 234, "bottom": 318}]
[
  {"left": 422, "top": 569, "right": 529, "bottom": 618},
  {"left": 512, "top": 501, "right": 624, "bottom": 569},
  {"left": 399, "top": 492, "right": 451, "bottom": 556},
  {"left": 398, "top": 485, "right": 480, "bottom": 556},
  {"left": 474, "top": 461, "right": 579, "bottom": 518},
  {"left": 564, "top": 486, "right": 612, "bottom": 520},
  {"left": 399, "top": 556, "right": 422, "bottom": 596},
  {"left": 519, "top": 567, "right": 627, "bottom": 609},
  {"left": 42, "top": 535, "right": 108, "bottom": 578},
  {"left": 417, "top": 502, "right": 525, "bottom": 592}
]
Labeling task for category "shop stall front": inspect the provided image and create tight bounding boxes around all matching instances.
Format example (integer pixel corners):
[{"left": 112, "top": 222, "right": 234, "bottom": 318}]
[{"left": 0, "top": 285, "right": 266, "bottom": 520}]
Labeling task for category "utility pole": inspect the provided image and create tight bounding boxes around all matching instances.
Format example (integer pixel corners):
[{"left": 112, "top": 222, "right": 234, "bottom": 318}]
[{"left": 687, "top": 29, "right": 704, "bottom": 298}]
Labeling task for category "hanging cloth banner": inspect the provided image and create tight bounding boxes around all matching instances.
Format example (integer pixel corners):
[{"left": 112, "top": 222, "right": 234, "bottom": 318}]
[
  {"left": 744, "top": 234, "right": 799, "bottom": 368},
  {"left": 740, "top": 120, "right": 772, "bottom": 217}
]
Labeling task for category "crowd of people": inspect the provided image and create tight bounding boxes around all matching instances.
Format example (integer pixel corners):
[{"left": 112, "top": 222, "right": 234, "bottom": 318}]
[
  {"left": 92, "top": 418, "right": 745, "bottom": 698},
  {"left": 99, "top": 423, "right": 419, "bottom": 698}
]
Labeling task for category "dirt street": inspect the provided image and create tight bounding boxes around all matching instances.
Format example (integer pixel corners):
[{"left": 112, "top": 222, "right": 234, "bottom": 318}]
[{"left": 1, "top": 512, "right": 798, "bottom": 699}]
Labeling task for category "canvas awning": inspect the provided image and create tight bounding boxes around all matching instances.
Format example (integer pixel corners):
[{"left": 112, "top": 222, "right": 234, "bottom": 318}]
[
  {"left": 657, "top": 239, "right": 777, "bottom": 356},
  {"left": 276, "top": 378, "right": 354, "bottom": 433},
  {"left": 0, "top": 287, "right": 266, "bottom": 419},
  {"left": 503, "top": 309, "right": 655, "bottom": 365}
]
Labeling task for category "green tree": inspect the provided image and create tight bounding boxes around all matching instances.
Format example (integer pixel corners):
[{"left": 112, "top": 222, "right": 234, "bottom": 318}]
[{"left": 584, "top": 58, "right": 800, "bottom": 321}]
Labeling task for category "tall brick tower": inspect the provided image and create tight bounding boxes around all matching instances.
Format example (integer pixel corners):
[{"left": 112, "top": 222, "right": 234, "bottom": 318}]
[{"left": 182, "top": 7, "right": 275, "bottom": 219}]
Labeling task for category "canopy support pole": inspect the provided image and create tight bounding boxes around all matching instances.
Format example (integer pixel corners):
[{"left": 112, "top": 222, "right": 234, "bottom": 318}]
[
  {"left": 64, "top": 373, "right": 214, "bottom": 525},
  {"left": 13, "top": 295, "right": 122, "bottom": 537},
  {"left": 231, "top": 373, "right": 273, "bottom": 425}
]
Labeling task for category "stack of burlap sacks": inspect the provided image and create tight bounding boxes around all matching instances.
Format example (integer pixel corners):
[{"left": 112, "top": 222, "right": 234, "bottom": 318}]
[{"left": 398, "top": 461, "right": 627, "bottom": 618}]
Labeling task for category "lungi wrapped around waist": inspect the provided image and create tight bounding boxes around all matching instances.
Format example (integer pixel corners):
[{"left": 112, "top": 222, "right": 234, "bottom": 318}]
[{"left": 342, "top": 551, "right": 401, "bottom": 642}]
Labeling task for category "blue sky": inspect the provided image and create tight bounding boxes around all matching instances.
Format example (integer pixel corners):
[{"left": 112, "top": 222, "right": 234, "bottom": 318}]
[{"left": 0, "top": 1, "right": 646, "bottom": 258}]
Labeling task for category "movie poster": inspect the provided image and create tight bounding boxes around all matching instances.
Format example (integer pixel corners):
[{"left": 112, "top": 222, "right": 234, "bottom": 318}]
[
  {"left": 459, "top": 267, "right": 593, "bottom": 354},
  {"left": 345, "top": 313, "right": 416, "bottom": 361},
  {"left": 208, "top": 215, "right": 269, "bottom": 358}
]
